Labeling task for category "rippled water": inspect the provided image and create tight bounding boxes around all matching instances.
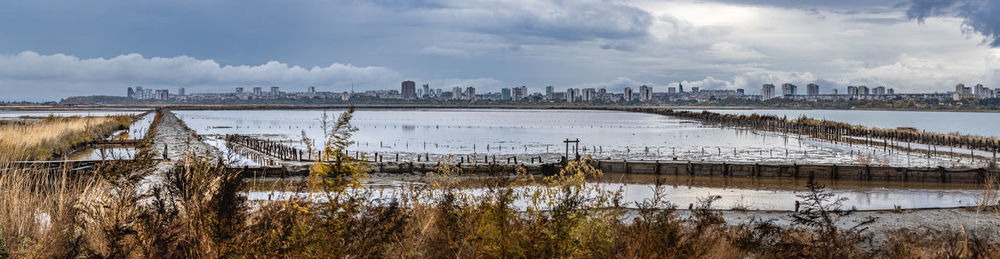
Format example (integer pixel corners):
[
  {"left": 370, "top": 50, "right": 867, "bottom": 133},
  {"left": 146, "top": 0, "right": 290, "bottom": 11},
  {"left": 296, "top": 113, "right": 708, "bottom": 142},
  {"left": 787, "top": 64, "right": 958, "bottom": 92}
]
[
  {"left": 0, "top": 109, "right": 145, "bottom": 120},
  {"left": 690, "top": 109, "right": 1000, "bottom": 137},
  {"left": 243, "top": 174, "right": 984, "bottom": 211},
  {"left": 176, "top": 109, "right": 970, "bottom": 167}
]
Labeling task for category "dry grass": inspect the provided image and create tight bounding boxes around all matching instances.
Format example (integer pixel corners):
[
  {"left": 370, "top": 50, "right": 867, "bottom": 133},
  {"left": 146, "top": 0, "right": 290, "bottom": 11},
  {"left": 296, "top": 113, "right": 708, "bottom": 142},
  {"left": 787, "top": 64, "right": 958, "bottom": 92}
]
[
  {"left": 2, "top": 109, "right": 1000, "bottom": 258},
  {"left": 0, "top": 116, "right": 132, "bottom": 161}
]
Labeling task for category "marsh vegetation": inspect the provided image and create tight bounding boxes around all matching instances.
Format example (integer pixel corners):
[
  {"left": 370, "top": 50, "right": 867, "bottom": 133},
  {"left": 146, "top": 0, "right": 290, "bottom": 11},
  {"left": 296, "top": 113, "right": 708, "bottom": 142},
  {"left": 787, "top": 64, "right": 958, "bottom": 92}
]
[{"left": 1, "top": 109, "right": 998, "bottom": 258}]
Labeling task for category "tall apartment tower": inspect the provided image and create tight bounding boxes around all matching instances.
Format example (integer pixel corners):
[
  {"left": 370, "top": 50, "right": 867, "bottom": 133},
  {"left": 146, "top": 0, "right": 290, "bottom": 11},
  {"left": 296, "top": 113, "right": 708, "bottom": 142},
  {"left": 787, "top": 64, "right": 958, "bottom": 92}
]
[
  {"left": 781, "top": 83, "right": 797, "bottom": 96},
  {"left": 847, "top": 86, "right": 859, "bottom": 95},
  {"left": 452, "top": 87, "right": 463, "bottom": 100},
  {"left": 511, "top": 86, "right": 527, "bottom": 100},
  {"left": 178, "top": 87, "right": 185, "bottom": 96},
  {"left": 566, "top": 88, "right": 579, "bottom": 102},
  {"left": 422, "top": 84, "right": 430, "bottom": 98},
  {"left": 582, "top": 88, "right": 596, "bottom": 101},
  {"left": 873, "top": 86, "right": 886, "bottom": 95},
  {"left": 465, "top": 87, "right": 476, "bottom": 100},
  {"left": 639, "top": 85, "right": 653, "bottom": 102},
  {"left": 806, "top": 83, "right": 819, "bottom": 95},
  {"left": 270, "top": 87, "right": 280, "bottom": 96},
  {"left": 401, "top": 80, "right": 417, "bottom": 99},
  {"left": 956, "top": 84, "right": 969, "bottom": 94},
  {"left": 253, "top": 87, "right": 263, "bottom": 96},
  {"left": 761, "top": 84, "right": 776, "bottom": 100},
  {"left": 545, "top": 86, "right": 554, "bottom": 100},
  {"left": 623, "top": 87, "right": 633, "bottom": 102},
  {"left": 236, "top": 87, "right": 244, "bottom": 94},
  {"left": 308, "top": 86, "right": 316, "bottom": 93},
  {"left": 127, "top": 87, "right": 136, "bottom": 98}
]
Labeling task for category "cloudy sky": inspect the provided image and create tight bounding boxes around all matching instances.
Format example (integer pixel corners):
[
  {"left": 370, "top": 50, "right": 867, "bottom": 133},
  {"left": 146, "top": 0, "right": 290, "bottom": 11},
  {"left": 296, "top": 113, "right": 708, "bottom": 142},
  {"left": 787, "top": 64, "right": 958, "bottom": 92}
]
[{"left": 1, "top": 0, "right": 999, "bottom": 101}]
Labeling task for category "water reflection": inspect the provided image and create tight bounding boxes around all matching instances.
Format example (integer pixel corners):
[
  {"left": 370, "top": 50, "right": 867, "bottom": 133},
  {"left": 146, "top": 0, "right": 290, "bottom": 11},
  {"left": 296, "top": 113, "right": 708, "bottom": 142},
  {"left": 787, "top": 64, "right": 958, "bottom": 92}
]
[
  {"left": 175, "top": 109, "right": 968, "bottom": 167},
  {"left": 243, "top": 174, "right": 983, "bottom": 211}
]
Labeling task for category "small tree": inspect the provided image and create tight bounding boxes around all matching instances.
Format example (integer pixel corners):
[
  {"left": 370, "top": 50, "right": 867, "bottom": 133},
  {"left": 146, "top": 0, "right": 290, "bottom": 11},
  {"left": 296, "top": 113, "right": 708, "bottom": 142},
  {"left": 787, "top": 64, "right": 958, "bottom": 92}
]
[{"left": 789, "top": 178, "right": 876, "bottom": 258}]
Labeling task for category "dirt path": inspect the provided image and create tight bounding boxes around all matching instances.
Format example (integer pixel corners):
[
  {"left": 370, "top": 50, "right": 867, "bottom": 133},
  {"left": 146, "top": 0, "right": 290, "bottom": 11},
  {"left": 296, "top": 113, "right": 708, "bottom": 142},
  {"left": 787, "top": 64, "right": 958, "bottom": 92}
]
[{"left": 141, "top": 110, "right": 220, "bottom": 190}]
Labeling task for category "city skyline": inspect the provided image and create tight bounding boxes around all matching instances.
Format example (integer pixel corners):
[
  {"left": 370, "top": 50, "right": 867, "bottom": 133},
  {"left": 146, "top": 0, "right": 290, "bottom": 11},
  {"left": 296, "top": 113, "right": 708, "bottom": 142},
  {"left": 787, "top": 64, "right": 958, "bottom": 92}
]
[
  {"left": 1, "top": 0, "right": 1000, "bottom": 101},
  {"left": 122, "top": 79, "right": 994, "bottom": 104}
]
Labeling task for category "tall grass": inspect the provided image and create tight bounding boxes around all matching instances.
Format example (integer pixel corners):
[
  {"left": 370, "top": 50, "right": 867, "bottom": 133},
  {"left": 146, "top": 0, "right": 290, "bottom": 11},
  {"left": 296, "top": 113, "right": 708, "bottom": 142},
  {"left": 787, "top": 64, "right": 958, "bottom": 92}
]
[
  {"left": 0, "top": 116, "right": 132, "bottom": 161},
  {"left": 1, "top": 109, "right": 999, "bottom": 257}
]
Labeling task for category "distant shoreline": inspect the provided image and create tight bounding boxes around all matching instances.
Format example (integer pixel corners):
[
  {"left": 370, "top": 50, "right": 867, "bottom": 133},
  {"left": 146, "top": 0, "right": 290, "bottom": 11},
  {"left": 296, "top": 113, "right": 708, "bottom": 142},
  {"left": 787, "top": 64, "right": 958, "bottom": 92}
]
[{"left": 3, "top": 104, "right": 1000, "bottom": 113}]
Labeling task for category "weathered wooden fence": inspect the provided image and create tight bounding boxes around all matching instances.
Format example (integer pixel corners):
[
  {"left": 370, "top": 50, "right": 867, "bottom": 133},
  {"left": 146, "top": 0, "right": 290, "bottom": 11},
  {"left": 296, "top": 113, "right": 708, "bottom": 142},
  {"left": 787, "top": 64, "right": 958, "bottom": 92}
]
[
  {"left": 593, "top": 159, "right": 997, "bottom": 184},
  {"left": 626, "top": 108, "right": 1000, "bottom": 159},
  {"left": 224, "top": 134, "right": 305, "bottom": 161}
]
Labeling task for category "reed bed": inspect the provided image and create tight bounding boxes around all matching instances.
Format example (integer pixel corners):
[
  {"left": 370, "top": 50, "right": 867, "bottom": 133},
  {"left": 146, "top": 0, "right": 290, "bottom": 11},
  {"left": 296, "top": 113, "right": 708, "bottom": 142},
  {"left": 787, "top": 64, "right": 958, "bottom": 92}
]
[
  {"left": 1, "top": 109, "right": 999, "bottom": 258},
  {"left": 0, "top": 116, "right": 133, "bottom": 161}
]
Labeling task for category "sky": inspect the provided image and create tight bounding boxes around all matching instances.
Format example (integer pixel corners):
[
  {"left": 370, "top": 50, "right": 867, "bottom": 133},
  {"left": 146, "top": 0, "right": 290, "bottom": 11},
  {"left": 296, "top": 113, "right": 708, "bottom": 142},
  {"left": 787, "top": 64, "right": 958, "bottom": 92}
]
[{"left": 1, "top": 0, "right": 999, "bottom": 101}]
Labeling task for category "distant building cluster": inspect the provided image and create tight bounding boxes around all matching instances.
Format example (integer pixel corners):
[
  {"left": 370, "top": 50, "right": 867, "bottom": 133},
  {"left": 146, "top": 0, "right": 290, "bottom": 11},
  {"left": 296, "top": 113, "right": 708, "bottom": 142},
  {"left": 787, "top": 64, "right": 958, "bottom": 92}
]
[
  {"left": 127, "top": 86, "right": 181, "bottom": 101},
  {"left": 124, "top": 80, "right": 999, "bottom": 103},
  {"left": 760, "top": 82, "right": 997, "bottom": 101}
]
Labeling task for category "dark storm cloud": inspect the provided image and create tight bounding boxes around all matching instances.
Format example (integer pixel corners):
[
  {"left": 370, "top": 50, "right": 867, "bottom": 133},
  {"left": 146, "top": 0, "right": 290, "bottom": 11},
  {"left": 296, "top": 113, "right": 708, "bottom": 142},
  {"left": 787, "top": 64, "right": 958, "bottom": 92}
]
[
  {"left": 906, "top": 0, "right": 1000, "bottom": 47},
  {"left": 708, "top": 0, "right": 905, "bottom": 9},
  {"left": 373, "top": 0, "right": 655, "bottom": 43}
]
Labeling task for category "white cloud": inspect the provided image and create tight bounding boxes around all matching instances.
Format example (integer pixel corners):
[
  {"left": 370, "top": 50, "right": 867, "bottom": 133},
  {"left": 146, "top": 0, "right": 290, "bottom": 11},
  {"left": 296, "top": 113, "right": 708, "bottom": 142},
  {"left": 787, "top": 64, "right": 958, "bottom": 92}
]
[
  {"left": 0, "top": 51, "right": 400, "bottom": 100},
  {"left": 706, "top": 42, "right": 766, "bottom": 61}
]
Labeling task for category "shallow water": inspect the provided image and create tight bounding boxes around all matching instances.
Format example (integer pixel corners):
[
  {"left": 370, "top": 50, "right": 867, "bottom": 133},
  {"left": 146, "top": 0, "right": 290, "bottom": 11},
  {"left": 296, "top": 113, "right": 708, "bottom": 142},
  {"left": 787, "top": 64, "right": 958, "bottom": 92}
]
[
  {"left": 176, "top": 109, "right": 970, "bottom": 167},
  {"left": 243, "top": 174, "right": 985, "bottom": 211},
  {"left": 690, "top": 109, "right": 1000, "bottom": 137},
  {"left": 71, "top": 147, "right": 139, "bottom": 160},
  {"left": 126, "top": 112, "right": 156, "bottom": 140},
  {"left": 0, "top": 109, "right": 145, "bottom": 120}
]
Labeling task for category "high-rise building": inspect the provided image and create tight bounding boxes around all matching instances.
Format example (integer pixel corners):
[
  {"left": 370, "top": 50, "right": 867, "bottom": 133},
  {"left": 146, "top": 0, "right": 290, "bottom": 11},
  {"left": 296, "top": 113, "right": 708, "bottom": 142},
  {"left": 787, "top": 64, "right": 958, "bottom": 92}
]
[
  {"left": 887, "top": 88, "right": 895, "bottom": 94},
  {"left": 623, "top": 87, "right": 633, "bottom": 102},
  {"left": 668, "top": 87, "right": 676, "bottom": 94},
  {"left": 512, "top": 86, "right": 527, "bottom": 100},
  {"left": 154, "top": 89, "right": 169, "bottom": 100},
  {"left": 873, "top": 86, "right": 886, "bottom": 95},
  {"left": 806, "top": 83, "right": 819, "bottom": 95},
  {"left": 401, "top": 81, "right": 417, "bottom": 99},
  {"left": 465, "top": 87, "right": 476, "bottom": 100},
  {"left": 566, "top": 88, "right": 578, "bottom": 102},
  {"left": 270, "top": 87, "right": 280, "bottom": 96},
  {"left": 598, "top": 88, "right": 607, "bottom": 99},
  {"left": 545, "top": 86, "right": 554, "bottom": 100},
  {"left": 859, "top": 85, "right": 870, "bottom": 95},
  {"left": 178, "top": 88, "right": 185, "bottom": 96},
  {"left": 736, "top": 89, "right": 744, "bottom": 95},
  {"left": 582, "top": 88, "right": 596, "bottom": 101},
  {"left": 639, "top": 85, "right": 653, "bottom": 102},
  {"left": 253, "top": 87, "right": 263, "bottom": 96},
  {"left": 422, "top": 84, "right": 430, "bottom": 98},
  {"left": 135, "top": 86, "right": 145, "bottom": 99},
  {"left": 781, "top": 83, "right": 797, "bottom": 96},
  {"left": 452, "top": 87, "right": 463, "bottom": 100},
  {"left": 956, "top": 84, "right": 970, "bottom": 94},
  {"left": 761, "top": 84, "right": 776, "bottom": 100},
  {"left": 236, "top": 87, "right": 244, "bottom": 94},
  {"left": 847, "top": 86, "right": 859, "bottom": 95},
  {"left": 308, "top": 86, "right": 316, "bottom": 93},
  {"left": 678, "top": 83, "right": 684, "bottom": 93},
  {"left": 501, "top": 88, "right": 511, "bottom": 100},
  {"left": 832, "top": 89, "right": 838, "bottom": 95},
  {"left": 127, "top": 87, "right": 136, "bottom": 98}
]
